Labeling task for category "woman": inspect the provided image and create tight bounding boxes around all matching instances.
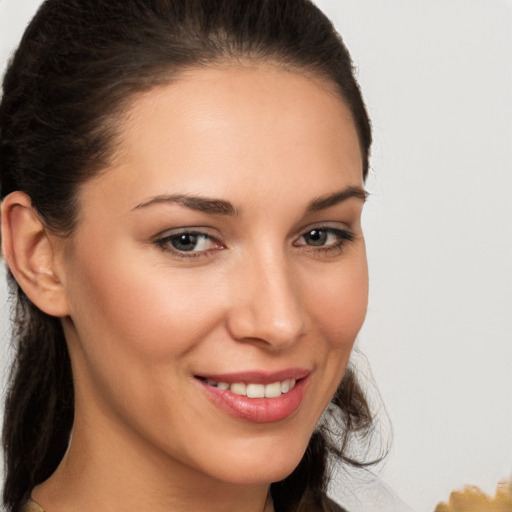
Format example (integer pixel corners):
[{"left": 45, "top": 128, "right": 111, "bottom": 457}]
[{"left": 0, "top": 1, "right": 377, "bottom": 511}]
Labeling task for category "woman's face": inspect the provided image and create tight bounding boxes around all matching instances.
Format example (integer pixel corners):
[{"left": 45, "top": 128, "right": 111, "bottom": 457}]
[{"left": 59, "top": 65, "right": 368, "bottom": 486}]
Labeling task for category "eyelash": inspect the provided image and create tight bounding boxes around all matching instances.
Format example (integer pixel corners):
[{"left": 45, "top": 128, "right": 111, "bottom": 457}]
[
  {"left": 294, "top": 227, "right": 355, "bottom": 256},
  {"left": 154, "top": 226, "right": 355, "bottom": 260},
  {"left": 154, "top": 230, "right": 223, "bottom": 260}
]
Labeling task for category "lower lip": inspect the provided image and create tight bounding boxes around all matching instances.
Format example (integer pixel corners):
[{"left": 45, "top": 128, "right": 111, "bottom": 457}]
[{"left": 198, "top": 377, "right": 309, "bottom": 424}]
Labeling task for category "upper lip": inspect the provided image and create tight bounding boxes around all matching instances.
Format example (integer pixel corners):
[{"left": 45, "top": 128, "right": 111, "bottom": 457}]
[{"left": 195, "top": 368, "right": 310, "bottom": 385}]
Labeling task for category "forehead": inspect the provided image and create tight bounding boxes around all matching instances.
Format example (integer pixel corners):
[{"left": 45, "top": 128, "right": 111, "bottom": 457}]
[{"left": 81, "top": 64, "right": 363, "bottom": 213}]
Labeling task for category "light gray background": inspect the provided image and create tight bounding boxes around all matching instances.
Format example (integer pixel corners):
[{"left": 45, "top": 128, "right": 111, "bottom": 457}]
[{"left": 1, "top": 1, "right": 511, "bottom": 511}]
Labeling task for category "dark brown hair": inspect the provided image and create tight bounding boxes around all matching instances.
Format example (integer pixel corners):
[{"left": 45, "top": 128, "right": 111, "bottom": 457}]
[{"left": 1, "top": 1, "right": 377, "bottom": 511}]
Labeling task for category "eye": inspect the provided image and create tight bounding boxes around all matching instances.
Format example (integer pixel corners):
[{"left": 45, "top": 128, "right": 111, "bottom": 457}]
[
  {"left": 300, "top": 228, "right": 332, "bottom": 247},
  {"left": 154, "top": 230, "right": 223, "bottom": 257},
  {"left": 167, "top": 232, "right": 211, "bottom": 252},
  {"left": 295, "top": 227, "right": 355, "bottom": 253}
]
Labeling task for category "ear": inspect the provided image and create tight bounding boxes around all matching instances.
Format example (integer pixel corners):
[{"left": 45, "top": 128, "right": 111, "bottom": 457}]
[{"left": 1, "top": 191, "right": 70, "bottom": 317}]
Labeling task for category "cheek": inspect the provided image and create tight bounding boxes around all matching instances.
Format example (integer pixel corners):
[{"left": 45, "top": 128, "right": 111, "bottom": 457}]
[
  {"left": 63, "top": 245, "right": 230, "bottom": 440},
  {"left": 307, "top": 255, "right": 369, "bottom": 350},
  {"left": 65, "top": 242, "right": 227, "bottom": 367}
]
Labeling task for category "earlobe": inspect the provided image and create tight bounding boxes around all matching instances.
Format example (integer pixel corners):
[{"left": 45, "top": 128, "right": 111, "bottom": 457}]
[{"left": 1, "top": 191, "right": 70, "bottom": 317}]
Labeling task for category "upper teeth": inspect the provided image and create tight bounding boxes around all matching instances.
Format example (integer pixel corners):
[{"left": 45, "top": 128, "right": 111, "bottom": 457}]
[{"left": 206, "top": 379, "right": 296, "bottom": 398}]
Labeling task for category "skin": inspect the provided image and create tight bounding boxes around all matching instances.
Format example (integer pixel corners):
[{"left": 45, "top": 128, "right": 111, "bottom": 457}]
[{"left": 4, "top": 64, "right": 368, "bottom": 512}]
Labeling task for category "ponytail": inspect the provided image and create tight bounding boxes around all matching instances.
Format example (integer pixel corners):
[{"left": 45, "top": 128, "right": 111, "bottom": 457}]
[{"left": 2, "top": 277, "right": 74, "bottom": 511}]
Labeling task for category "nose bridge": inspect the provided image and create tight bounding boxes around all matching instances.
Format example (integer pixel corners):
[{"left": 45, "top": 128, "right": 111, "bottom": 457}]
[{"left": 227, "top": 243, "right": 304, "bottom": 348}]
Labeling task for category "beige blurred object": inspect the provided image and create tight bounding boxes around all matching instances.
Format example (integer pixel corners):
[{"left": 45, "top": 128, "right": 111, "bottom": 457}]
[{"left": 434, "top": 480, "right": 511, "bottom": 512}]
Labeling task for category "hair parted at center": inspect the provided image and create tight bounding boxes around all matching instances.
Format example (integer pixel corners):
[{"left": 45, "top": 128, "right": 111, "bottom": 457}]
[{"left": 1, "top": 1, "right": 380, "bottom": 511}]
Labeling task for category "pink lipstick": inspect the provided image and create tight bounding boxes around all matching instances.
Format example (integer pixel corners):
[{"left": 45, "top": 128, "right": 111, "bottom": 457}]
[{"left": 196, "top": 369, "right": 310, "bottom": 423}]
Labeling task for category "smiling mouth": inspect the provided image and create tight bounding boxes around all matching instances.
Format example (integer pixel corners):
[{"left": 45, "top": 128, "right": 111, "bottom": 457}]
[
  {"left": 195, "top": 372, "right": 309, "bottom": 423},
  {"left": 197, "top": 377, "right": 297, "bottom": 398}
]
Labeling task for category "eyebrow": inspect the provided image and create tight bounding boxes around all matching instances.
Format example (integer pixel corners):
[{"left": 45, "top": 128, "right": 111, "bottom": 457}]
[
  {"left": 132, "top": 194, "right": 238, "bottom": 215},
  {"left": 132, "top": 186, "right": 367, "bottom": 216},
  {"left": 305, "top": 186, "right": 368, "bottom": 213}
]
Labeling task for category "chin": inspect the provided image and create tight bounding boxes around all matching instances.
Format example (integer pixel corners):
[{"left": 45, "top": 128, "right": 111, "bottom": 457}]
[
  {"left": 207, "top": 435, "right": 311, "bottom": 486},
  {"left": 215, "top": 460, "right": 302, "bottom": 487}
]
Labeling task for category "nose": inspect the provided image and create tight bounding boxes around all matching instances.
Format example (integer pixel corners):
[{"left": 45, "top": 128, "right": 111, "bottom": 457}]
[{"left": 226, "top": 249, "right": 305, "bottom": 350}]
